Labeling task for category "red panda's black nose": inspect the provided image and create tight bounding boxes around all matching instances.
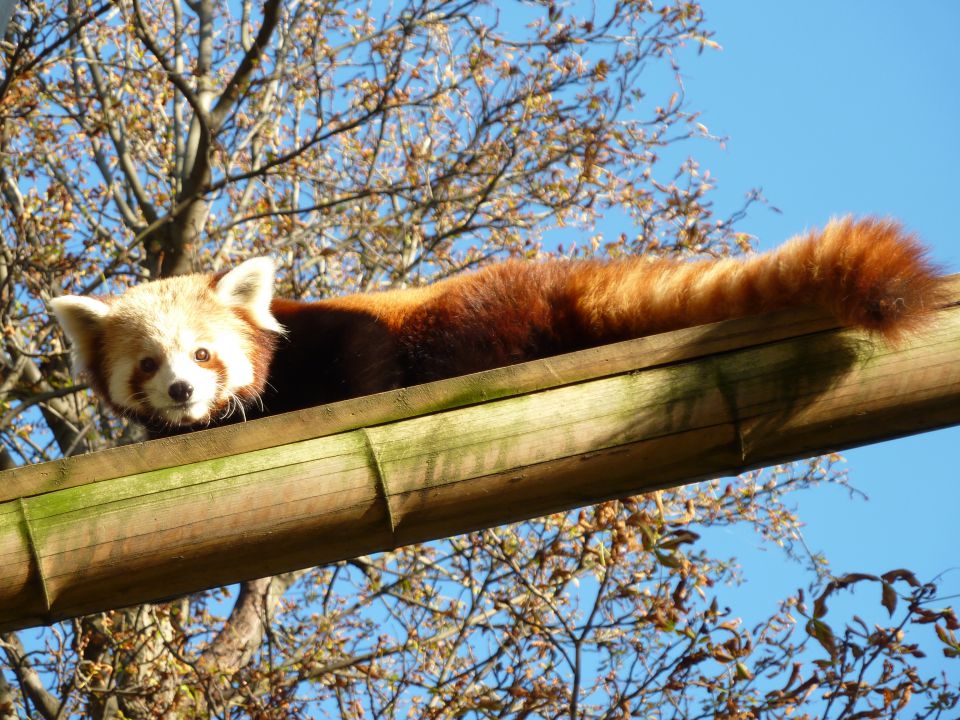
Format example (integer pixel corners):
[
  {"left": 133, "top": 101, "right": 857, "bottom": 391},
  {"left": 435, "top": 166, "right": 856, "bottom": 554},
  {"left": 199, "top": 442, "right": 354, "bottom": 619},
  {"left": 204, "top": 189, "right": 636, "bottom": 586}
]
[{"left": 168, "top": 381, "right": 194, "bottom": 403}]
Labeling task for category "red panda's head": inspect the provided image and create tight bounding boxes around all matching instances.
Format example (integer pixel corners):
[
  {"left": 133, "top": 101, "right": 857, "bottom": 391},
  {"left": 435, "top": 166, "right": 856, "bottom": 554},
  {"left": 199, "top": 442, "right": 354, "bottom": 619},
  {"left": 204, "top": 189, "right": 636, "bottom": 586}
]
[{"left": 50, "top": 258, "right": 283, "bottom": 429}]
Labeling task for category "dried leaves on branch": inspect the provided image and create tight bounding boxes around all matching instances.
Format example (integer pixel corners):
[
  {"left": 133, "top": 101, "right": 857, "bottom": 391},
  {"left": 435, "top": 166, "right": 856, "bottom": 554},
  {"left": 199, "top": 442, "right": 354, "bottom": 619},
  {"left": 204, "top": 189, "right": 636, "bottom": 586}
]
[{"left": 0, "top": 0, "right": 955, "bottom": 718}]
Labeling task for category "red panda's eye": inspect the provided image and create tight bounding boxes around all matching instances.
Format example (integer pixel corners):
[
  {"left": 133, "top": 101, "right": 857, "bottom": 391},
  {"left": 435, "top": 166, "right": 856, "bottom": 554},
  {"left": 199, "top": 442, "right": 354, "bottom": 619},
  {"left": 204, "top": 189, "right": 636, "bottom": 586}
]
[
  {"left": 139, "top": 357, "right": 158, "bottom": 373},
  {"left": 194, "top": 348, "right": 211, "bottom": 363}
]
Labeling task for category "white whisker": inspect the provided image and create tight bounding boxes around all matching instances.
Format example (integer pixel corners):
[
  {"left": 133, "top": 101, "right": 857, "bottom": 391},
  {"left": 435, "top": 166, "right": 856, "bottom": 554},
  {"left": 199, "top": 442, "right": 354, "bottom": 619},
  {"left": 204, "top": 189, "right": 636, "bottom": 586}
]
[{"left": 236, "top": 396, "right": 248, "bottom": 422}]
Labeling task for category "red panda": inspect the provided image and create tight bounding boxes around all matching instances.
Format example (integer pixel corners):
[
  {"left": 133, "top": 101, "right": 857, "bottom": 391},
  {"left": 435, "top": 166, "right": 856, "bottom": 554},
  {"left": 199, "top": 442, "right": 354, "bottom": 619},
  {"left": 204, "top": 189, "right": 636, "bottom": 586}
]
[{"left": 50, "top": 217, "right": 944, "bottom": 438}]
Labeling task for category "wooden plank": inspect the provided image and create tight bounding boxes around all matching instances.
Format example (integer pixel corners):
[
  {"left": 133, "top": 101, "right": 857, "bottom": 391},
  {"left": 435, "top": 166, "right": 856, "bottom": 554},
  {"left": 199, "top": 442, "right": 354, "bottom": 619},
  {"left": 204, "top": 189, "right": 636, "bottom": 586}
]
[
  {"left": 1, "top": 293, "right": 959, "bottom": 630},
  {"left": 0, "top": 302, "right": 847, "bottom": 502}
]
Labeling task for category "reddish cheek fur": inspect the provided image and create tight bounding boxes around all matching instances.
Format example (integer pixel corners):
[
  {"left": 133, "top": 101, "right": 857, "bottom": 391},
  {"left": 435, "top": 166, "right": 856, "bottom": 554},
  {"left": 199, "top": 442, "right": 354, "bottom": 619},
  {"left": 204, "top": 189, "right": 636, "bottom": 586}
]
[
  {"left": 127, "top": 362, "right": 152, "bottom": 407},
  {"left": 203, "top": 355, "right": 230, "bottom": 410},
  {"left": 84, "top": 331, "right": 122, "bottom": 415}
]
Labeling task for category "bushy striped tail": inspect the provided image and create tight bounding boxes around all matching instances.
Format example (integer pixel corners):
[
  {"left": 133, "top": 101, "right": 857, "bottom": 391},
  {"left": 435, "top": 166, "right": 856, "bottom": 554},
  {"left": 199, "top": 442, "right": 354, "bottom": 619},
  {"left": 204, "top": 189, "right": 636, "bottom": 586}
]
[
  {"left": 754, "top": 217, "right": 945, "bottom": 342},
  {"left": 566, "top": 216, "right": 945, "bottom": 345}
]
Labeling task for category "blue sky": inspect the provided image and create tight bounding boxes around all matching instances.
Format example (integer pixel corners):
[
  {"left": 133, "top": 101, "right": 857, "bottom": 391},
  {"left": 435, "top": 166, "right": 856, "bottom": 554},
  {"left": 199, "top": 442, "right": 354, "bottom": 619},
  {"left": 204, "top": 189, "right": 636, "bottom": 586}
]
[{"left": 636, "top": 0, "right": 960, "bottom": 677}]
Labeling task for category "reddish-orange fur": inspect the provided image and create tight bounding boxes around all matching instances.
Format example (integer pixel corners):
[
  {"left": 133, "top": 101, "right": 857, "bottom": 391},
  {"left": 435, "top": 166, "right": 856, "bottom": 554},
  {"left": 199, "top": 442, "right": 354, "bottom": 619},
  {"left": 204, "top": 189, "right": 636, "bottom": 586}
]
[
  {"left": 53, "top": 217, "right": 945, "bottom": 436},
  {"left": 258, "top": 218, "right": 942, "bottom": 419}
]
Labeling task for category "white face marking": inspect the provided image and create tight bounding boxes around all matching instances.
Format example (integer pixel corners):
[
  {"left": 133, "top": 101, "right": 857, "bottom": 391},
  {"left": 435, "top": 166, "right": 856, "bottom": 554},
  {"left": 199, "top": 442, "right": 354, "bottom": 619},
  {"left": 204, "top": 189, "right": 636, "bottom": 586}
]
[
  {"left": 104, "top": 287, "right": 260, "bottom": 425},
  {"left": 218, "top": 339, "right": 255, "bottom": 390}
]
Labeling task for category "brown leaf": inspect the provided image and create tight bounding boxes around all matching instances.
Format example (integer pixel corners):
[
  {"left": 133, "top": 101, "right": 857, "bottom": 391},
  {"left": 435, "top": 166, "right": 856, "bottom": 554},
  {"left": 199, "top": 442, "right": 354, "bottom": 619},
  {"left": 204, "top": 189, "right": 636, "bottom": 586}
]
[
  {"left": 813, "top": 592, "right": 829, "bottom": 619},
  {"left": 880, "top": 569, "right": 919, "bottom": 587},
  {"left": 806, "top": 618, "right": 837, "bottom": 660},
  {"left": 934, "top": 623, "right": 955, "bottom": 645},
  {"left": 881, "top": 582, "right": 897, "bottom": 617},
  {"left": 835, "top": 572, "right": 878, "bottom": 588}
]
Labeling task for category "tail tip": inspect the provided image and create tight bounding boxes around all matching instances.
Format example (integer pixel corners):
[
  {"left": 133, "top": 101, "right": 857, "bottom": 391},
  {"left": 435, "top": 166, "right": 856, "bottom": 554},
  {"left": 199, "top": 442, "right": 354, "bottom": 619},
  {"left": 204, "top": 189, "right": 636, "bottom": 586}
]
[{"left": 823, "top": 217, "right": 946, "bottom": 342}]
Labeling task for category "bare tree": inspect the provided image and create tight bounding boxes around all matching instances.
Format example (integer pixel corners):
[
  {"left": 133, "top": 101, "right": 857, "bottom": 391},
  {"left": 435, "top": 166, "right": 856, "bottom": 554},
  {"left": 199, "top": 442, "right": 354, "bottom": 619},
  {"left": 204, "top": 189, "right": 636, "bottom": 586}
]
[{"left": 0, "top": 0, "right": 956, "bottom": 717}]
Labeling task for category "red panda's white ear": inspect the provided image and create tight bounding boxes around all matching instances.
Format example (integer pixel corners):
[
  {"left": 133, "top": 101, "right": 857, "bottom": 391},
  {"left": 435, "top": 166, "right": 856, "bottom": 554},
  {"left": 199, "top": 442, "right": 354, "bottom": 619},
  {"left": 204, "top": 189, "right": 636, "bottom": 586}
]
[
  {"left": 49, "top": 295, "right": 110, "bottom": 342},
  {"left": 215, "top": 257, "right": 285, "bottom": 333},
  {"left": 49, "top": 296, "right": 111, "bottom": 374}
]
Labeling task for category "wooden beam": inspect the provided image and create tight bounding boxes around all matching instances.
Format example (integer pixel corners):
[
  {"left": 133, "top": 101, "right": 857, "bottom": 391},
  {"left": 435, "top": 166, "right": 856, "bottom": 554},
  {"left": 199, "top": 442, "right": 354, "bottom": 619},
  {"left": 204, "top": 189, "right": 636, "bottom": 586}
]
[{"left": 2, "top": 276, "right": 959, "bottom": 631}]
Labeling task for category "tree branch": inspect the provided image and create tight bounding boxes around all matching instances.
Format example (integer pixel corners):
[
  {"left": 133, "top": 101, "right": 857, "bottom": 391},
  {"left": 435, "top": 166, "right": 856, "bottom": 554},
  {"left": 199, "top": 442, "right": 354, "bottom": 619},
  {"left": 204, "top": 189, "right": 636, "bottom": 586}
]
[
  {"left": 201, "top": 574, "right": 301, "bottom": 674},
  {"left": 0, "top": 667, "right": 18, "bottom": 720},
  {"left": 71, "top": 11, "right": 159, "bottom": 224},
  {"left": 129, "top": 0, "right": 211, "bottom": 163},
  {"left": 208, "top": 0, "right": 283, "bottom": 131},
  {"left": 0, "top": 633, "right": 61, "bottom": 720}
]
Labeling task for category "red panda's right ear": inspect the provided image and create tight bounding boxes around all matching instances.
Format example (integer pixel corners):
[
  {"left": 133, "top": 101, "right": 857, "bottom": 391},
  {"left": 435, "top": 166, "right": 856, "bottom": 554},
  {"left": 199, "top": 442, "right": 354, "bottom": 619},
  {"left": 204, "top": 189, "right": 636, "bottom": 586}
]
[
  {"left": 49, "top": 296, "right": 111, "bottom": 375},
  {"left": 214, "top": 257, "right": 285, "bottom": 334}
]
